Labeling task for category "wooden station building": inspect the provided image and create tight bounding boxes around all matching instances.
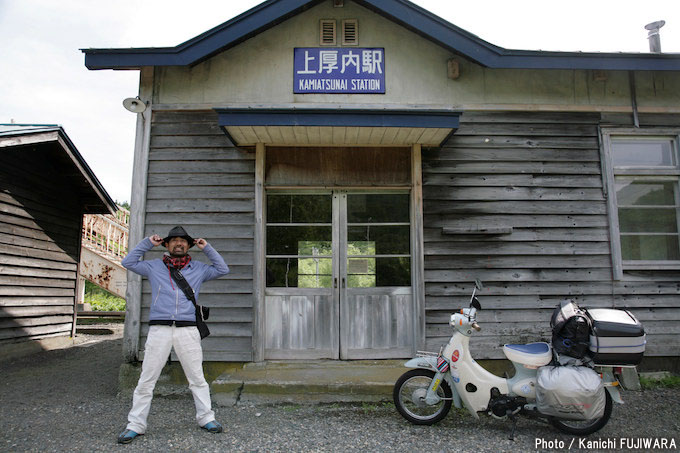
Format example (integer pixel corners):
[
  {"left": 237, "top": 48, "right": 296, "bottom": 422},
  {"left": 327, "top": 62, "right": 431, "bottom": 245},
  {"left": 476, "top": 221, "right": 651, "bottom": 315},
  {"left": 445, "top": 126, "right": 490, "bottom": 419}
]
[{"left": 84, "top": 0, "right": 680, "bottom": 364}]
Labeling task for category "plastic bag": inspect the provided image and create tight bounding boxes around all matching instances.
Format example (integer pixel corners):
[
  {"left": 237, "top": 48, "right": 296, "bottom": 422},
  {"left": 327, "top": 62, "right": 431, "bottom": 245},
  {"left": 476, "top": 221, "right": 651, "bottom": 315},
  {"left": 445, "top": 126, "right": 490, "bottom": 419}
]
[{"left": 536, "top": 365, "right": 605, "bottom": 420}]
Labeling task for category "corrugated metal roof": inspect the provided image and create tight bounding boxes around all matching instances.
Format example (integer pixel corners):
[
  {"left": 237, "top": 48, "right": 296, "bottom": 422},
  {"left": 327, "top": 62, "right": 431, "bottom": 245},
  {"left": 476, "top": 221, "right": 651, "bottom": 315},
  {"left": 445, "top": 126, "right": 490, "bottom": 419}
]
[{"left": 0, "top": 124, "right": 61, "bottom": 135}]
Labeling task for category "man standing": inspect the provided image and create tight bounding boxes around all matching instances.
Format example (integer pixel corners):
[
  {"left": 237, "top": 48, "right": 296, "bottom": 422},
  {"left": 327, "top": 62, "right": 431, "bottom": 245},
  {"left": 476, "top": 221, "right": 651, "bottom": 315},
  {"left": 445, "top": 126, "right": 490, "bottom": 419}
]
[{"left": 117, "top": 226, "right": 229, "bottom": 444}]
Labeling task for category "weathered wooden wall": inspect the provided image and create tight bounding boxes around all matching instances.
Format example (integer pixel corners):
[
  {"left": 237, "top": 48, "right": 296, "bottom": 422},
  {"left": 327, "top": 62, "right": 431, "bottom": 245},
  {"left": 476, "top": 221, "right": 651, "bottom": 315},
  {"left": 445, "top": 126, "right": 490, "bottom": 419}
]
[
  {"left": 422, "top": 111, "right": 680, "bottom": 358},
  {"left": 0, "top": 147, "right": 81, "bottom": 343},
  {"left": 141, "top": 110, "right": 254, "bottom": 361}
]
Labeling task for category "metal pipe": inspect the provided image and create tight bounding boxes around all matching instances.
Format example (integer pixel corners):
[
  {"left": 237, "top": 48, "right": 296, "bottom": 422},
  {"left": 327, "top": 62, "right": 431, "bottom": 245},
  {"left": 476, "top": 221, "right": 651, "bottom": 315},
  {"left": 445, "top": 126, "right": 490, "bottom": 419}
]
[{"left": 645, "top": 20, "right": 665, "bottom": 53}]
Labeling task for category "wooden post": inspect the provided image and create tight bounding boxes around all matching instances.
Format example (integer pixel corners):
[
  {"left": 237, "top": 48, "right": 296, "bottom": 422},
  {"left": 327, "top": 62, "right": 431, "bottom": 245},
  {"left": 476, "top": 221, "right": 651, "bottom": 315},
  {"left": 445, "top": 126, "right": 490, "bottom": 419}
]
[
  {"left": 253, "top": 143, "right": 266, "bottom": 361},
  {"left": 72, "top": 213, "right": 86, "bottom": 338},
  {"left": 123, "top": 66, "right": 154, "bottom": 362},
  {"left": 411, "top": 144, "right": 426, "bottom": 352}
]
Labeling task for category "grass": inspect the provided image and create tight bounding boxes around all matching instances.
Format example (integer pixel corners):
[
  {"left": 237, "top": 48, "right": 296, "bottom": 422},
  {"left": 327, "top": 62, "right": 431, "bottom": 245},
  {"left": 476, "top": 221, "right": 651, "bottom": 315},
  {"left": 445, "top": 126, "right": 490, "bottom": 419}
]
[
  {"left": 84, "top": 281, "right": 126, "bottom": 311},
  {"left": 640, "top": 374, "right": 680, "bottom": 390}
]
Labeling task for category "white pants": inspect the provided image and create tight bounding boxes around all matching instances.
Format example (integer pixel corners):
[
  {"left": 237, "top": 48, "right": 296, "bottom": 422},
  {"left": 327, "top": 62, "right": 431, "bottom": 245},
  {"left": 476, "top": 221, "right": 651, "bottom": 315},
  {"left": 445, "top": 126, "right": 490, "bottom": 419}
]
[{"left": 126, "top": 325, "right": 215, "bottom": 433}]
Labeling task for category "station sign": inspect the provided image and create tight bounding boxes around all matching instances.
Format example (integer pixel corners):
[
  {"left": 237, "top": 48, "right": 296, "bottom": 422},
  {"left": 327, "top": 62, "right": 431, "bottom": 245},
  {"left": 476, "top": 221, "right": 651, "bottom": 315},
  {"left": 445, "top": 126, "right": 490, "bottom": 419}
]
[{"left": 294, "top": 47, "right": 385, "bottom": 94}]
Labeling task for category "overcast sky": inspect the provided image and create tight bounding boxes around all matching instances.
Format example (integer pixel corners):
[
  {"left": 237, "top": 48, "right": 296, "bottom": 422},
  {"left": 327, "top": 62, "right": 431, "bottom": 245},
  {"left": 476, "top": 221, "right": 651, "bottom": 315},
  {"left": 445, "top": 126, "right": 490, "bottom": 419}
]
[{"left": 1, "top": 0, "right": 678, "bottom": 203}]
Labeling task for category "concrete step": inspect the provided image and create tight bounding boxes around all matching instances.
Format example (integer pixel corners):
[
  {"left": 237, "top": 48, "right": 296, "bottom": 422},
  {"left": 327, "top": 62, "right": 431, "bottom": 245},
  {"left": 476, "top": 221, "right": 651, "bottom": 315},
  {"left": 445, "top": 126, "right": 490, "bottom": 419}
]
[{"left": 211, "top": 360, "right": 408, "bottom": 406}]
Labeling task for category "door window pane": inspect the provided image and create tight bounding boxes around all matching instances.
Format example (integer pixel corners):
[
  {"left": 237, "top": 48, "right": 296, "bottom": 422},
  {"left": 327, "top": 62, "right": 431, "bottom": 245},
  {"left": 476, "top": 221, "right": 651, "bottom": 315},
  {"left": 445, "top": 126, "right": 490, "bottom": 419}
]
[
  {"left": 347, "top": 257, "right": 376, "bottom": 288},
  {"left": 267, "top": 194, "right": 332, "bottom": 223},
  {"left": 347, "top": 194, "right": 410, "bottom": 223},
  {"left": 297, "top": 256, "right": 333, "bottom": 288},
  {"left": 612, "top": 139, "right": 675, "bottom": 167},
  {"left": 266, "top": 226, "right": 332, "bottom": 255},
  {"left": 376, "top": 257, "right": 411, "bottom": 286},
  {"left": 266, "top": 258, "right": 299, "bottom": 287},
  {"left": 266, "top": 254, "right": 332, "bottom": 288},
  {"left": 348, "top": 225, "right": 410, "bottom": 254}
]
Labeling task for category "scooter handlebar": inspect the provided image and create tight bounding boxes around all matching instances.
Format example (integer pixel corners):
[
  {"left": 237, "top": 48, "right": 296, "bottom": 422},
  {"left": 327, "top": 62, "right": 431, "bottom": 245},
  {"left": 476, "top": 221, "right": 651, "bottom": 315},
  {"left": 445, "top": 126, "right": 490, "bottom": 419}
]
[{"left": 471, "top": 322, "right": 481, "bottom": 331}]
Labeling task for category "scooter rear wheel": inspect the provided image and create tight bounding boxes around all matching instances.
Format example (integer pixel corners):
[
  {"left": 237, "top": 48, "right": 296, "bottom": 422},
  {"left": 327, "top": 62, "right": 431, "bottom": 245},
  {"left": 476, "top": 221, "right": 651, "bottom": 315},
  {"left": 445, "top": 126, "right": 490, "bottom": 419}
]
[
  {"left": 549, "top": 389, "right": 613, "bottom": 435},
  {"left": 393, "top": 369, "right": 452, "bottom": 425}
]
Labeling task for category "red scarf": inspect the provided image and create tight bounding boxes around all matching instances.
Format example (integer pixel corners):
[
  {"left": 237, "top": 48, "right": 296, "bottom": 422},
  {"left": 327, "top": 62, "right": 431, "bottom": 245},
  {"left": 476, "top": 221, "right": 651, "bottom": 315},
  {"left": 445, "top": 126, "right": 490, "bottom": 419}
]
[{"left": 163, "top": 253, "right": 192, "bottom": 270}]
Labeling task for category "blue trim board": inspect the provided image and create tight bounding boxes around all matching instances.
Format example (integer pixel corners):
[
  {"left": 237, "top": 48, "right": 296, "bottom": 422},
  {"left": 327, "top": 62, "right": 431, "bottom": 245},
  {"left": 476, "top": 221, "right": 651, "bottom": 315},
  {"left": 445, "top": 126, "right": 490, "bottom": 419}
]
[
  {"left": 215, "top": 108, "right": 460, "bottom": 128},
  {"left": 83, "top": 0, "right": 680, "bottom": 71},
  {"left": 84, "top": 0, "right": 324, "bottom": 69}
]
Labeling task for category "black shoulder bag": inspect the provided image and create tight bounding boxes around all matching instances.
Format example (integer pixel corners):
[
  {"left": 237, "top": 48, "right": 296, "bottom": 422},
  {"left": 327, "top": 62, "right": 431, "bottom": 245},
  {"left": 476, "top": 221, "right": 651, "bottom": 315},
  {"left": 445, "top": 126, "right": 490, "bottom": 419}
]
[{"left": 168, "top": 268, "right": 211, "bottom": 339}]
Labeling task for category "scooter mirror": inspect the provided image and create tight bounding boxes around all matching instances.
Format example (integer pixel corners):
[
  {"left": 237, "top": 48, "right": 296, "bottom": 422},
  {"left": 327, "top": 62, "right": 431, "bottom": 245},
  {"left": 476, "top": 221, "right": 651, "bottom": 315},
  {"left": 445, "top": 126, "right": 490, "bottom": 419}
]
[
  {"left": 471, "top": 297, "right": 482, "bottom": 311},
  {"left": 475, "top": 279, "right": 484, "bottom": 290}
]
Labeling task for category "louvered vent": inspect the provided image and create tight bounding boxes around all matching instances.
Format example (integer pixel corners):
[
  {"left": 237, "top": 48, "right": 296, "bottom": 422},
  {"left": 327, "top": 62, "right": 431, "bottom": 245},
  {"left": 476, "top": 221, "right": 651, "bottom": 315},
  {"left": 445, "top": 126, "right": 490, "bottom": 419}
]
[
  {"left": 320, "top": 19, "right": 336, "bottom": 46},
  {"left": 342, "top": 19, "right": 358, "bottom": 45}
]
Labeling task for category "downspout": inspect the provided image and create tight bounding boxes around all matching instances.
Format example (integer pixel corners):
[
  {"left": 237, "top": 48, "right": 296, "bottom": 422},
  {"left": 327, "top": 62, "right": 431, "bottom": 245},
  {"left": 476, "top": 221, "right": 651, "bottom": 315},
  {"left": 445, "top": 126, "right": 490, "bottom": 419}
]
[
  {"left": 123, "top": 67, "right": 154, "bottom": 362},
  {"left": 628, "top": 71, "right": 639, "bottom": 128}
]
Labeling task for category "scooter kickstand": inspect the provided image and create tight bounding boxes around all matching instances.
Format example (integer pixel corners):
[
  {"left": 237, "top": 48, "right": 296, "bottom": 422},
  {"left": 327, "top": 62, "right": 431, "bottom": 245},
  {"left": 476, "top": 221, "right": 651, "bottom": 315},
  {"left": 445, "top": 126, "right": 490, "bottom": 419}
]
[{"left": 507, "top": 412, "right": 518, "bottom": 441}]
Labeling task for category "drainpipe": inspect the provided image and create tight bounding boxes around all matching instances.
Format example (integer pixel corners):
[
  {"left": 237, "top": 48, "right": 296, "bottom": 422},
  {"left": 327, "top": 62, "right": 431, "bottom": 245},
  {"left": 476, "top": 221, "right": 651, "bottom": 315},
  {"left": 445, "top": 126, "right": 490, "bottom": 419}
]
[
  {"left": 628, "top": 71, "right": 639, "bottom": 128},
  {"left": 628, "top": 21, "right": 665, "bottom": 128}
]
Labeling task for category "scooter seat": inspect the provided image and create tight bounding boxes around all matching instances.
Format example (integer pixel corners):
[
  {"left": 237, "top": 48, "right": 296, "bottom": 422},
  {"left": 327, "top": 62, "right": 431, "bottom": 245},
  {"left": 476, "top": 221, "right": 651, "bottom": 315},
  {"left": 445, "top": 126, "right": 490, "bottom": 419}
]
[{"left": 503, "top": 342, "right": 552, "bottom": 367}]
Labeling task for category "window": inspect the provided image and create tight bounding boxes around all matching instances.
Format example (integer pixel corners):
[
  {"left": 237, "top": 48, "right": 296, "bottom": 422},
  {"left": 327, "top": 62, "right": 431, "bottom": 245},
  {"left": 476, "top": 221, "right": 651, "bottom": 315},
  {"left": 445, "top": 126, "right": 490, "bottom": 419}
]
[
  {"left": 603, "top": 130, "right": 680, "bottom": 276},
  {"left": 266, "top": 194, "right": 333, "bottom": 288},
  {"left": 346, "top": 193, "right": 411, "bottom": 287}
]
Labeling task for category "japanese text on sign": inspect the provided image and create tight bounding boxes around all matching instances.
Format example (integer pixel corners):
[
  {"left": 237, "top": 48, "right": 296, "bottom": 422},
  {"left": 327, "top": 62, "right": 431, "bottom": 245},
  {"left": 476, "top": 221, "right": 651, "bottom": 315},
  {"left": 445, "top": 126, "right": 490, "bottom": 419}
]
[{"left": 294, "top": 48, "right": 385, "bottom": 94}]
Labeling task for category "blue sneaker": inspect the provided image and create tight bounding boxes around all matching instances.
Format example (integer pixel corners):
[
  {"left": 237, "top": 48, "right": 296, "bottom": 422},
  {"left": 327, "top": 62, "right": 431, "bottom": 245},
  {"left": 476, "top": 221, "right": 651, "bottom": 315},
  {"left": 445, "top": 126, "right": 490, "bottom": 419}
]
[
  {"left": 117, "top": 429, "right": 142, "bottom": 444},
  {"left": 201, "top": 420, "right": 223, "bottom": 433}
]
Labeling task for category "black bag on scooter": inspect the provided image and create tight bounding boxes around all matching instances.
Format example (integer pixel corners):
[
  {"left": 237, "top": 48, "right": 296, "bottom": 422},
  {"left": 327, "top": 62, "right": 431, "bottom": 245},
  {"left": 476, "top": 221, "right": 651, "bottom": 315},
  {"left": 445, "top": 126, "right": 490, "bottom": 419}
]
[{"left": 550, "top": 300, "right": 590, "bottom": 359}]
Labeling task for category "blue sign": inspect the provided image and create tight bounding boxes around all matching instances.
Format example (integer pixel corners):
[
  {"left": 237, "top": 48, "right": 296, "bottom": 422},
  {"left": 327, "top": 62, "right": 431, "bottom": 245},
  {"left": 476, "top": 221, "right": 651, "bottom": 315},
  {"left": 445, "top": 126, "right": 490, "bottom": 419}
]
[{"left": 294, "top": 48, "right": 385, "bottom": 94}]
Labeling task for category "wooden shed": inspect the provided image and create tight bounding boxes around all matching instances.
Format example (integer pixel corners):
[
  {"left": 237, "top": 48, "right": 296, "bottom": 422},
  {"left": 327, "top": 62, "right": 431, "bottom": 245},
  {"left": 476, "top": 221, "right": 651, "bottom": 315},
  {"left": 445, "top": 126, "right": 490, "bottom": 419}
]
[
  {"left": 0, "top": 125, "right": 117, "bottom": 355},
  {"left": 84, "top": 0, "right": 680, "bottom": 366}
]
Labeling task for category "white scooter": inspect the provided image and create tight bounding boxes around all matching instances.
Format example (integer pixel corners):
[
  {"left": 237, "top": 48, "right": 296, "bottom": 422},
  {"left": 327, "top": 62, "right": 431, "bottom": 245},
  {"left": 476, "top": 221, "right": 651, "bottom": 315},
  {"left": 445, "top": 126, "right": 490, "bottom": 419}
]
[{"left": 393, "top": 281, "right": 623, "bottom": 438}]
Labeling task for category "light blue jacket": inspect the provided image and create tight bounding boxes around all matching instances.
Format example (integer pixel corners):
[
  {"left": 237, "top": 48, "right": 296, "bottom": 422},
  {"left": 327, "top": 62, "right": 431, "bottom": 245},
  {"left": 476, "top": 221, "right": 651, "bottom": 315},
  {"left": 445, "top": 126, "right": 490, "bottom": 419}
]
[{"left": 121, "top": 237, "right": 229, "bottom": 322}]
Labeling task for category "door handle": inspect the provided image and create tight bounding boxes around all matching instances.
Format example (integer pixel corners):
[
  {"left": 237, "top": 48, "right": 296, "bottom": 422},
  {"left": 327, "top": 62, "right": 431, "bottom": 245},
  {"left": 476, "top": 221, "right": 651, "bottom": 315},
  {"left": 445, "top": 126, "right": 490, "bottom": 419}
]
[
  {"left": 342, "top": 277, "right": 346, "bottom": 288},
  {"left": 334, "top": 278, "right": 338, "bottom": 289}
]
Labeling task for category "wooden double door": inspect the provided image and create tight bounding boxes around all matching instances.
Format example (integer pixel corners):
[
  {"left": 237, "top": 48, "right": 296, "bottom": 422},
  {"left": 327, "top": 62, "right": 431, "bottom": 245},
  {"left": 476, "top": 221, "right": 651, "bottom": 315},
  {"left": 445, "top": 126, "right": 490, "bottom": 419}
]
[{"left": 264, "top": 191, "right": 414, "bottom": 359}]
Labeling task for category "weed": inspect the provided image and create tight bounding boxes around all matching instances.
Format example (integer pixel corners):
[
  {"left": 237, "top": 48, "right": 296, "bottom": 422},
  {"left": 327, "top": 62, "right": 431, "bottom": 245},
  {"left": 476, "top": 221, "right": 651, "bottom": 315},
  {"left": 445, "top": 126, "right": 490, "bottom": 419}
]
[
  {"left": 283, "top": 405, "right": 301, "bottom": 412},
  {"left": 84, "top": 281, "right": 125, "bottom": 311},
  {"left": 640, "top": 374, "right": 680, "bottom": 390}
]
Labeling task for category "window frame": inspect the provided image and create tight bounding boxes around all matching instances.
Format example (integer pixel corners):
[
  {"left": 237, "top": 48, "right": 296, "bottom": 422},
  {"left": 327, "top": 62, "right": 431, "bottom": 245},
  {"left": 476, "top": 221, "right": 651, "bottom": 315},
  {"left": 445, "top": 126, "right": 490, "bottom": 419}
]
[{"left": 601, "top": 128, "right": 680, "bottom": 279}]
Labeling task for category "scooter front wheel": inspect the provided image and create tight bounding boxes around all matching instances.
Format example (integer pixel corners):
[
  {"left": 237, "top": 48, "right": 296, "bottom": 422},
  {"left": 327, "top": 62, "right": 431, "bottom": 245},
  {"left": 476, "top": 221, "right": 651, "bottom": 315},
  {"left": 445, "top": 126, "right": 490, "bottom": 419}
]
[{"left": 393, "top": 369, "right": 452, "bottom": 425}]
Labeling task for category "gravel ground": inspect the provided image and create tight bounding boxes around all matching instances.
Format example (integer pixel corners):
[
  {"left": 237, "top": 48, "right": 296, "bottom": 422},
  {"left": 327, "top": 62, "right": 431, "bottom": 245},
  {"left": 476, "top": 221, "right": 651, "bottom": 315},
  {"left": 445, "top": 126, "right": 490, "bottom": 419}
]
[{"left": 1, "top": 325, "right": 678, "bottom": 453}]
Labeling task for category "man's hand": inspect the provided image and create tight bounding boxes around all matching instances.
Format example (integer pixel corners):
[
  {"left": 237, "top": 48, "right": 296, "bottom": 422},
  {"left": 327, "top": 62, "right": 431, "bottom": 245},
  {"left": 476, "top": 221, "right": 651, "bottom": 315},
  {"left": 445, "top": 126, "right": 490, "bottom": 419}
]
[
  {"left": 194, "top": 238, "right": 208, "bottom": 250},
  {"left": 149, "top": 234, "right": 163, "bottom": 246}
]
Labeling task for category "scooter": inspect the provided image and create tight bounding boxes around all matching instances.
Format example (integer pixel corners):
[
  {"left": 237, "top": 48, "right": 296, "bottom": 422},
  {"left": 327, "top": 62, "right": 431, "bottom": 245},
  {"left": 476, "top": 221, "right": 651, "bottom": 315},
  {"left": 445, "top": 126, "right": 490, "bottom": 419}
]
[{"left": 393, "top": 281, "right": 623, "bottom": 438}]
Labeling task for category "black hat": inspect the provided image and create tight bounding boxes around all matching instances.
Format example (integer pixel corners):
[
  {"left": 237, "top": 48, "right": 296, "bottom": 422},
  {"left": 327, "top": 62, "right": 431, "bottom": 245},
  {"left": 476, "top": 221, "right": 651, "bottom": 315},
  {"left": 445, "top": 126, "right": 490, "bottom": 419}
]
[{"left": 162, "top": 226, "right": 194, "bottom": 248}]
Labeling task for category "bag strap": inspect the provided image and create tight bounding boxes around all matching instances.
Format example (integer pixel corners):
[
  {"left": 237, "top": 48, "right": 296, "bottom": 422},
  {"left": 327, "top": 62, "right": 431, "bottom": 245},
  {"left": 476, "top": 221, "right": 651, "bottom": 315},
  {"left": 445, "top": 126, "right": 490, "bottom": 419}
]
[{"left": 168, "top": 268, "right": 197, "bottom": 308}]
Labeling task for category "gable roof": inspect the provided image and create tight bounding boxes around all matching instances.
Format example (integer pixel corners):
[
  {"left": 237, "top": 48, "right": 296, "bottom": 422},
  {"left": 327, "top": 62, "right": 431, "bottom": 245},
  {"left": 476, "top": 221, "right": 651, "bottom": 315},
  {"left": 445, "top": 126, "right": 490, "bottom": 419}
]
[
  {"left": 0, "top": 125, "right": 118, "bottom": 215},
  {"left": 83, "top": 0, "right": 680, "bottom": 71}
]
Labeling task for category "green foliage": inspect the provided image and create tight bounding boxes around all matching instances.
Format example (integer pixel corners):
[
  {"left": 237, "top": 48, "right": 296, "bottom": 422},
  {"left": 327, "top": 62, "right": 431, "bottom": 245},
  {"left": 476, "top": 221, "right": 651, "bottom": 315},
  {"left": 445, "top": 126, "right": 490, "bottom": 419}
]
[
  {"left": 84, "top": 281, "right": 126, "bottom": 311},
  {"left": 116, "top": 200, "right": 131, "bottom": 210},
  {"left": 640, "top": 374, "right": 680, "bottom": 390}
]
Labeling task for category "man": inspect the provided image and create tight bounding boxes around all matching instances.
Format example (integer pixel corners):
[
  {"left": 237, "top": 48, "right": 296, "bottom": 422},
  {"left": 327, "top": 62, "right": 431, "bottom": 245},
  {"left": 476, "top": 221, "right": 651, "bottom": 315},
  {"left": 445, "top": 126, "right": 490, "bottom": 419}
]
[{"left": 117, "top": 226, "right": 229, "bottom": 444}]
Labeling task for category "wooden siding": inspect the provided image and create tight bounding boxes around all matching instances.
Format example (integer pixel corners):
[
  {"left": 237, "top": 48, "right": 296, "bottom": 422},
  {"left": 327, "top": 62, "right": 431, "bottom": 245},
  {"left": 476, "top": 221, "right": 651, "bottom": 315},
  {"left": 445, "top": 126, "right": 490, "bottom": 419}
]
[
  {"left": 266, "top": 146, "right": 411, "bottom": 187},
  {"left": 0, "top": 149, "right": 81, "bottom": 343},
  {"left": 422, "top": 112, "right": 680, "bottom": 358},
  {"left": 142, "top": 110, "right": 254, "bottom": 361}
]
